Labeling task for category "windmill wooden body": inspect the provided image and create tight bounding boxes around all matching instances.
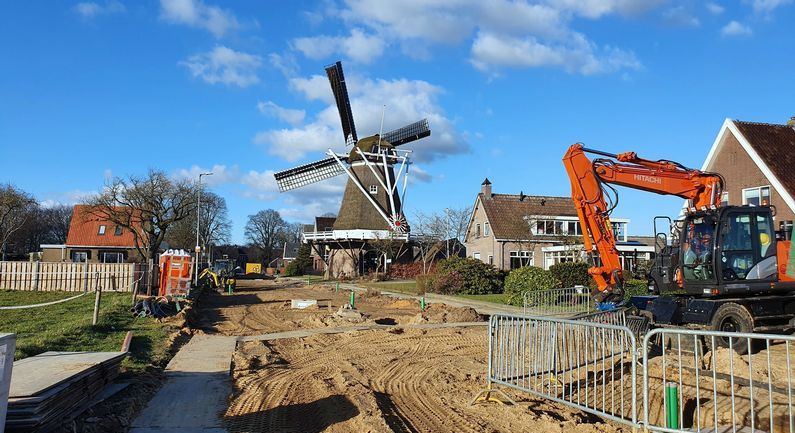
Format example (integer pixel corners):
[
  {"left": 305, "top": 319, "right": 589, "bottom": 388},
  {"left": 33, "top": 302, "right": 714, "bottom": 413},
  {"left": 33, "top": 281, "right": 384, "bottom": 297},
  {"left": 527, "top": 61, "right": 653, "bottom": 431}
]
[{"left": 273, "top": 61, "right": 431, "bottom": 276}]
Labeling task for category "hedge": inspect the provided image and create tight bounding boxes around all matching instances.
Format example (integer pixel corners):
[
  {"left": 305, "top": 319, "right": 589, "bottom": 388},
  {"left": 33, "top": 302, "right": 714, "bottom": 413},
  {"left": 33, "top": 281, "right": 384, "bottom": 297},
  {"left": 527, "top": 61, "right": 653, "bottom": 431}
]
[
  {"left": 548, "top": 261, "right": 591, "bottom": 288},
  {"left": 417, "top": 257, "right": 502, "bottom": 295},
  {"left": 503, "top": 266, "right": 561, "bottom": 306}
]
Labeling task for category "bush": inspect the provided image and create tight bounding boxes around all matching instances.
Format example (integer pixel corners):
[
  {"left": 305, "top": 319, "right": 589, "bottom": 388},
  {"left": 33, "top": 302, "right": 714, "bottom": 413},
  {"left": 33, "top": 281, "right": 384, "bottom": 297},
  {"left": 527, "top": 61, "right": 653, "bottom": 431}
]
[
  {"left": 387, "top": 262, "right": 434, "bottom": 279},
  {"left": 282, "top": 244, "right": 312, "bottom": 277},
  {"left": 417, "top": 257, "right": 502, "bottom": 295},
  {"left": 622, "top": 278, "right": 650, "bottom": 300},
  {"left": 503, "top": 266, "right": 561, "bottom": 306},
  {"left": 549, "top": 261, "right": 591, "bottom": 288}
]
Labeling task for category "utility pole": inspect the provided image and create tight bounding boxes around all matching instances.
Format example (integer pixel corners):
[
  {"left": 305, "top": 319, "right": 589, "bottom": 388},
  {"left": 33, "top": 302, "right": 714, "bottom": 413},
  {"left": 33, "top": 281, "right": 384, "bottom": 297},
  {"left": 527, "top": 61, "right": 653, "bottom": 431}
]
[
  {"left": 445, "top": 207, "right": 450, "bottom": 258},
  {"left": 195, "top": 172, "right": 213, "bottom": 286}
]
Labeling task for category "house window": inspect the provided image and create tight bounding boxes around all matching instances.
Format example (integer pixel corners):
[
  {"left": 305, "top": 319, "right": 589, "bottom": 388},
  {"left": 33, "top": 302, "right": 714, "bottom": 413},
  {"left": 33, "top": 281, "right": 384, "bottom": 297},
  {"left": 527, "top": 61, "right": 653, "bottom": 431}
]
[
  {"left": 369, "top": 185, "right": 378, "bottom": 195},
  {"left": 720, "top": 192, "right": 729, "bottom": 207},
  {"left": 98, "top": 225, "right": 106, "bottom": 235},
  {"left": 543, "top": 250, "right": 580, "bottom": 269},
  {"left": 484, "top": 222, "right": 490, "bottom": 236},
  {"left": 475, "top": 223, "right": 481, "bottom": 237},
  {"left": 473, "top": 252, "right": 481, "bottom": 261},
  {"left": 611, "top": 222, "right": 627, "bottom": 242},
  {"left": 532, "top": 219, "right": 580, "bottom": 236},
  {"left": 71, "top": 251, "right": 89, "bottom": 262},
  {"left": 742, "top": 186, "right": 771, "bottom": 206},
  {"left": 114, "top": 225, "right": 123, "bottom": 236},
  {"left": 509, "top": 251, "right": 532, "bottom": 269},
  {"left": 488, "top": 255, "right": 494, "bottom": 265},
  {"left": 101, "top": 251, "right": 124, "bottom": 263}
]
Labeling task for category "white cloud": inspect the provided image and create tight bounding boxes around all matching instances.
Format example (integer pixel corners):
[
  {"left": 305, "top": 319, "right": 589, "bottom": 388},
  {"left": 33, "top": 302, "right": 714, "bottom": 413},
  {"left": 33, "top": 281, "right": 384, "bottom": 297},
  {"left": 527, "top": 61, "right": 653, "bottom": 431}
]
[
  {"left": 410, "top": 165, "right": 432, "bottom": 183},
  {"left": 159, "top": 0, "right": 238, "bottom": 38},
  {"left": 292, "top": 28, "right": 385, "bottom": 64},
  {"left": 663, "top": 6, "right": 700, "bottom": 27},
  {"left": 241, "top": 169, "right": 346, "bottom": 221},
  {"left": 172, "top": 164, "right": 241, "bottom": 186},
  {"left": 721, "top": 20, "right": 752, "bottom": 36},
  {"left": 255, "top": 71, "right": 468, "bottom": 163},
  {"left": 706, "top": 2, "right": 725, "bottom": 14},
  {"left": 73, "top": 1, "right": 125, "bottom": 18},
  {"left": 268, "top": 53, "right": 299, "bottom": 77},
  {"left": 257, "top": 101, "right": 306, "bottom": 126},
  {"left": 745, "top": 0, "right": 792, "bottom": 13},
  {"left": 40, "top": 190, "right": 97, "bottom": 208},
  {"left": 295, "top": 0, "right": 655, "bottom": 75},
  {"left": 470, "top": 31, "right": 641, "bottom": 75},
  {"left": 180, "top": 46, "right": 262, "bottom": 87}
]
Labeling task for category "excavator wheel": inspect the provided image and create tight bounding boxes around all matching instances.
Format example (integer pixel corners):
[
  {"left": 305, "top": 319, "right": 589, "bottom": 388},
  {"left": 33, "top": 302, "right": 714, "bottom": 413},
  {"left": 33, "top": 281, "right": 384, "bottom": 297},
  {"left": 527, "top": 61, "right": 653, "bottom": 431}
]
[{"left": 706, "top": 302, "right": 754, "bottom": 355}]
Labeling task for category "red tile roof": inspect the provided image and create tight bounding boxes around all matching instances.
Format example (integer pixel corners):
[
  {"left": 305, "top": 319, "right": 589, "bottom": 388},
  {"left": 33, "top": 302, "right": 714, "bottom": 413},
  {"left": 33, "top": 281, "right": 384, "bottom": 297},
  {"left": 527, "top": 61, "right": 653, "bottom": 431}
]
[
  {"left": 733, "top": 120, "right": 795, "bottom": 198},
  {"left": 65, "top": 205, "right": 138, "bottom": 247},
  {"left": 480, "top": 194, "right": 576, "bottom": 240}
]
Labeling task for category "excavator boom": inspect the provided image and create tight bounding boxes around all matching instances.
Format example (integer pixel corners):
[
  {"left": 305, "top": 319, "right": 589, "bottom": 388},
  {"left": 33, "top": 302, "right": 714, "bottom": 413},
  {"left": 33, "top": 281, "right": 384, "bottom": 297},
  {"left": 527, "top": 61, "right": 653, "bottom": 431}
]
[{"left": 562, "top": 143, "right": 724, "bottom": 302}]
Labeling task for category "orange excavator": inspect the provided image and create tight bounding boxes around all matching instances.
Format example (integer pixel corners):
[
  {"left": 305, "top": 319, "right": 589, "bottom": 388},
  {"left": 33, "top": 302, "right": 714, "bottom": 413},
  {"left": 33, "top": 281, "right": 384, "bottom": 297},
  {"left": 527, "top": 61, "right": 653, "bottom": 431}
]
[{"left": 563, "top": 144, "right": 795, "bottom": 351}]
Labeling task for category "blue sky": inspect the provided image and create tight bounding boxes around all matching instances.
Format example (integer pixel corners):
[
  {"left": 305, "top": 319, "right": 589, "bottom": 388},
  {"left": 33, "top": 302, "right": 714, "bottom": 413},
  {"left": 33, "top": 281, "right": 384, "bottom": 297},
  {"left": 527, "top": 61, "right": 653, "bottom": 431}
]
[{"left": 1, "top": 0, "right": 794, "bottom": 243}]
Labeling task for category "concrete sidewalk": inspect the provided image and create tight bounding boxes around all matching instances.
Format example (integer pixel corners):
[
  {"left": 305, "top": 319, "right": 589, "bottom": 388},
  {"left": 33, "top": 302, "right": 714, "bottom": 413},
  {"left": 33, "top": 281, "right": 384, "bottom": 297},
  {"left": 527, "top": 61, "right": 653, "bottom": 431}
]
[{"left": 129, "top": 334, "right": 236, "bottom": 433}]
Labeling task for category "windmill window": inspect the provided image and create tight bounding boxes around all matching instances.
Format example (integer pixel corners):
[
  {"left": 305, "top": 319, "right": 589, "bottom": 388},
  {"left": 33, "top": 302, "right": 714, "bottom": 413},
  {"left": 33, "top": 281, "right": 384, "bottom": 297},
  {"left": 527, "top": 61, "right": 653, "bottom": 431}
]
[{"left": 369, "top": 185, "right": 378, "bottom": 195}]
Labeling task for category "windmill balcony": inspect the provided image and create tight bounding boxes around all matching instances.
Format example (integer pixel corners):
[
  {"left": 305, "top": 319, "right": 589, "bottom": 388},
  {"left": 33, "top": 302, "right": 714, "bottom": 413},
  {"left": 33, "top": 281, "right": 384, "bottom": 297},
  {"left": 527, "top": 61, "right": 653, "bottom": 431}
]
[{"left": 302, "top": 229, "right": 410, "bottom": 243}]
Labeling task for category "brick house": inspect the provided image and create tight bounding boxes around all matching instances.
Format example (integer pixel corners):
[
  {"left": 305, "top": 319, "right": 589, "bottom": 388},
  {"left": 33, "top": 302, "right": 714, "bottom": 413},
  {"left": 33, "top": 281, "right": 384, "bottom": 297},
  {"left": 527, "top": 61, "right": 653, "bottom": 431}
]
[
  {"left": 40, "top": 205, "right": 142, "bottom": 263},
  {"left": 699, "top": 118, "right": 795, "bottom": 227},
  {"left": 464, "top": 179, "right": 653, "bottom": 271},
  {"left": 306, "top": 216, "right": 336, "bottom": 273}
]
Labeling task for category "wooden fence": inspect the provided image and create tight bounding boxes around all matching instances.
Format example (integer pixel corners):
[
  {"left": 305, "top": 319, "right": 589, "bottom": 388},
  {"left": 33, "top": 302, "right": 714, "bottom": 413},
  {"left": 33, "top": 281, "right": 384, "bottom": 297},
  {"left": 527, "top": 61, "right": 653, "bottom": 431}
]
[{"left": 0, "top": 262, "right": 145, "bottom": 292}]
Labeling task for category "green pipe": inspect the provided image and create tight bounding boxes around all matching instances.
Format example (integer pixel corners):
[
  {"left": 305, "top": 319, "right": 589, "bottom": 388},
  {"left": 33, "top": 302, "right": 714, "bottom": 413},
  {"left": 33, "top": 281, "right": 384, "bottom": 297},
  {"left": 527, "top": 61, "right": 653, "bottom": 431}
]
[
  {"left": 421, "top": 296, "right": 426, "bottom": 311},
  {"left": 335, "top": 282, "right": 339, "bottom": 293},
  {"left": 666, "top": 383, "right": 679, "bottom": 429},
  {"left": 350, "top": 291, "right": 355, "bottom": 309}
]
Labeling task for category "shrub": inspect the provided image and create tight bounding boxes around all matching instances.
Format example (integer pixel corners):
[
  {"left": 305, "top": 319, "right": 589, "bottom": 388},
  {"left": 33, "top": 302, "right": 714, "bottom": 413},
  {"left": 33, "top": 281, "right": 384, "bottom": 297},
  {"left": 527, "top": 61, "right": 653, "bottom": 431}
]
[
  {"left": 283, "top": 244, "right": 312, "bottom": 277},
  {"left": 503, "top": 266, "right": 561, "bottom": 306},
  {"left": 417, "top": 257, "right": 502, "bottom": 295},
  {"left": 387, "top": 262, "right": 434, "bottom": 279},
  {"left": 622, "top": 278, "right": 650, "bottom": 300},
  {"left": 549, "top": 261, "right": 591, "bottom": 288}
]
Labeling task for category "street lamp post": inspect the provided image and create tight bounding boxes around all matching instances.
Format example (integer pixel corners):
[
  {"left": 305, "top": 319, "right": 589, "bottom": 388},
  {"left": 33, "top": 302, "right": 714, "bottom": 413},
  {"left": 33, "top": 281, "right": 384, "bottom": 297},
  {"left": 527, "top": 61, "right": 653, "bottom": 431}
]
[{"left": 194, "top": 172, "right": 213, "bottom": 286}]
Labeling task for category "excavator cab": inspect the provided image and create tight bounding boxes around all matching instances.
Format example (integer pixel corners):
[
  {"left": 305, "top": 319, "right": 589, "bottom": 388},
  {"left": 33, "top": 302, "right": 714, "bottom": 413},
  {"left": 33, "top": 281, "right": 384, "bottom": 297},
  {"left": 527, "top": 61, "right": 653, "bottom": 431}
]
[{"left": 651, "top": 205, "right": 792, "bottom": 296}]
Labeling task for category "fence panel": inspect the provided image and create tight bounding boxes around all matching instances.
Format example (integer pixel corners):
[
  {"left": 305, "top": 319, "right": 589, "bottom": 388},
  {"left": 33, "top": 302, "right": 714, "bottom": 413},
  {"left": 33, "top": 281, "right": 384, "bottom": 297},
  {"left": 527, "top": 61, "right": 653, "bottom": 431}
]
[
  {"left": 0, "top": 333, "right": 15, "bottom": 433},
  {"left": 523, "top": 287, "right": 593, "bottom": 316},
  {"left": 0, "top": 262, "right": 140, "bottom": 292},
  {"left": 642, "top": 328, "right": 795, "bottom": 433},
  {"left": 487, "top": 314, "right": 639, "bottom": 427}
]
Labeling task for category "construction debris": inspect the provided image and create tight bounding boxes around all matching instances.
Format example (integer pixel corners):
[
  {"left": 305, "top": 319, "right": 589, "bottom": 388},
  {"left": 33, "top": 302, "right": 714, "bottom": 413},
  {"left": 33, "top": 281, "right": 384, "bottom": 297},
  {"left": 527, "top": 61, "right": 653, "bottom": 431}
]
[
  {"left": 131, "top": 296, "right": 184, "bottom": 319},
  {"left": 5, "top": 351, "right": 126, "bottom": 432},
  {"left": 290, "top": 299, "right": 318, "bottom": 309}
]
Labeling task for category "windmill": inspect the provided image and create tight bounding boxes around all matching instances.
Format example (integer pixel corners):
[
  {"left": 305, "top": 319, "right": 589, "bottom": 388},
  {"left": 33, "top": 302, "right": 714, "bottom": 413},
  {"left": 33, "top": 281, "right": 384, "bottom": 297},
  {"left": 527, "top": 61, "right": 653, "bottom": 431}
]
[{"left": 273, "top": 61, "right": 431, "bottom": 235}]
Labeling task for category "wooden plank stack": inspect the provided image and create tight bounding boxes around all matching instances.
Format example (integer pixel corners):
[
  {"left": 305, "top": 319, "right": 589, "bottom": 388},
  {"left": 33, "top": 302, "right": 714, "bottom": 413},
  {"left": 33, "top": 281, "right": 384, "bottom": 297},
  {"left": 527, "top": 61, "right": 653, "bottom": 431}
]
[{"left": 4, "top": 352, "right": 126, "bottom": 432}]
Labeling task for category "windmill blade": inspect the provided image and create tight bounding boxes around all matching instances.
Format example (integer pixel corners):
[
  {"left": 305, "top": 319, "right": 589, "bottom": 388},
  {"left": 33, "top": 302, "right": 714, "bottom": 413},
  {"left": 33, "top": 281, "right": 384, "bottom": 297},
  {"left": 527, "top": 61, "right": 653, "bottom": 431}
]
[
  {"left": 273, "top": 157, "right": 346, "bottom": 192},
  {"left": 381, "top": 119, "right": 431, "bottom": 146},
  {"left": 325, "top": 61, "right": 357, "bottom": 145}
]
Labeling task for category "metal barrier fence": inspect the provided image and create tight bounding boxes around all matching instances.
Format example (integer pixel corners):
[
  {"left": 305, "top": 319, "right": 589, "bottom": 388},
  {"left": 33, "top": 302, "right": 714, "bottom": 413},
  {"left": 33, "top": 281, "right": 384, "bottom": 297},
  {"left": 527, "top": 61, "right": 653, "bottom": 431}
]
[
  {"left": 574, "top": 309, "right": 650, "bottom": 340},
  {"left": 483, "top": 315, "right": 795, "bottom": 433},
  {"left": 642, "top": 328, "right": 795, "bottom": 433},
  {"left": 522, "top": 287, "right": 593, "bottom": 316},
  {"left": 486, "top": 314, "right": 639, "bottom": 426},
  {"left": 1, "top": 333, "right": 15, "bottom": 433}
]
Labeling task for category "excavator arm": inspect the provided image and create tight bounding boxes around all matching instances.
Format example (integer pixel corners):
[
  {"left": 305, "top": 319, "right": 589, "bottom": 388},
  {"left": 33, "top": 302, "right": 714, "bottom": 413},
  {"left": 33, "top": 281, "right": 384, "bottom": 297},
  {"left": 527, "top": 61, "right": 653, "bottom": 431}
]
[{"left": 562, "top": 143, "right": 724, "bottom": 303}]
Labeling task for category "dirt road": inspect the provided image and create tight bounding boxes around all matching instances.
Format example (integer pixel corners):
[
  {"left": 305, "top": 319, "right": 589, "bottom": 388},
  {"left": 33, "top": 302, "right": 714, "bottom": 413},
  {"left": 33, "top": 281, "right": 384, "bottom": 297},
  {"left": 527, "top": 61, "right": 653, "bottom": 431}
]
[{"left": 196, "top": 279, "right": 622, "bottom": 433}]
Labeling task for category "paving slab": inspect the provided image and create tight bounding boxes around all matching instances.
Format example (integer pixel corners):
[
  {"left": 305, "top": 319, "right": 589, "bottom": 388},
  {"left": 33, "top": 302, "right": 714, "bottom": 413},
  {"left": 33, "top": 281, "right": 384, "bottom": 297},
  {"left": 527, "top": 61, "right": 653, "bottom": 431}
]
[{"left": 129, "top": 335, "right": 236, "bottom": 433}]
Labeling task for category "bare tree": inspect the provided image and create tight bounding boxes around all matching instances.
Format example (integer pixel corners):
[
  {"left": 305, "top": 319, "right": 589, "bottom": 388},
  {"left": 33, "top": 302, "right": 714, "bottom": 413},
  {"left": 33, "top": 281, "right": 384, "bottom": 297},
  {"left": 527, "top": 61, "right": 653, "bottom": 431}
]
[
  {"left": 87, "top": 170, "right": 196, "bottom": 265},
  {"left": 0, "top": 184, "right": 36, "bottom": 260},
  {"left": 369, "top": 231, "right": 403, "bottom": 277},
  {"left": 412, "top": 211, "right": 443, "bottom": 274},
  {"left": 245, "top": 209, "right": 287, "bottom": 265},
  {"left": 278, "top": 222, "right": 304, "bottom": 246},
  {"left": 418, "top": 207, "right": 469, "bottom": 258},
  {"left": 166, "top": 191, "right": 231, "bottom": 254},
  {"left": 44, "top": 204, "right": 73, "bottom": 243}
]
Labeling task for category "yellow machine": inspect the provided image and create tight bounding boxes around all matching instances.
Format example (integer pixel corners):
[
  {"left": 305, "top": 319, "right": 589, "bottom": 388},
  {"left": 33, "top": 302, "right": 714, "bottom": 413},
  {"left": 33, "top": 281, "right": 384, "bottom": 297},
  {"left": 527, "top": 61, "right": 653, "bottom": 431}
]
[{"left": 245, "top": 263, "right": 262, "bottom": 274}]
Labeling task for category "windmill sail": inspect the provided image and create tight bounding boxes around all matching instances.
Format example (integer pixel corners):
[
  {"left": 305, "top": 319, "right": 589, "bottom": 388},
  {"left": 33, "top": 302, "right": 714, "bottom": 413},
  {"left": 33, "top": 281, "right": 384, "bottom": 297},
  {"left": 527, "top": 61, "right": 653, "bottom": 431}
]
[
  {"left": 274, "top": 157, "right": 346, "bottom": 192},
  {"left": 381, "top": 119, "right": 431, "bottom": 146},
  {"left": 325, "top": 61, "right": 357, "bottom": 146}
]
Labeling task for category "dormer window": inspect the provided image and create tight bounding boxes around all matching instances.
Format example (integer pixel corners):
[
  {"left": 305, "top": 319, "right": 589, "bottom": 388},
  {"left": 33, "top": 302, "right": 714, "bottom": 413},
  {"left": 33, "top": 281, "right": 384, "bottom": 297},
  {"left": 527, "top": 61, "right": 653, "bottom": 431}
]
[
  {"left": 98, "top": 225, "right": 106, "bottom": 235},
  {"left": 114, "top": 225, "right": 123, "bottom": 236}
]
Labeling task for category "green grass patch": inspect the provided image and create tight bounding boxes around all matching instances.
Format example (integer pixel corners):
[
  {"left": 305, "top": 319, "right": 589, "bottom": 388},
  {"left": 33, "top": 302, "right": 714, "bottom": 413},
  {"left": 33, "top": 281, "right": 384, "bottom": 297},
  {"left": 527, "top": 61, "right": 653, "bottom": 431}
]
[
  {"left": 0, "top": 290, "right": 178, "bottom": 373},
  {"left": 456, "top": 293, "right": 511, "bottom": 305},
  {"left": 358, "top": 280, "right": 420, "bottom": 295}
]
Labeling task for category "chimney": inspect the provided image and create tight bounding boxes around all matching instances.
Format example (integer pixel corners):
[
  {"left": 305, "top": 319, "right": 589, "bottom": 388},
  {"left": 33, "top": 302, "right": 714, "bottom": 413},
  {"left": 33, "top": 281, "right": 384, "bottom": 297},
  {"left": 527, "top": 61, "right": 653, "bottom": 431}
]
[{"left": 481, "top": 178, "right": 492, "bottom": 198}]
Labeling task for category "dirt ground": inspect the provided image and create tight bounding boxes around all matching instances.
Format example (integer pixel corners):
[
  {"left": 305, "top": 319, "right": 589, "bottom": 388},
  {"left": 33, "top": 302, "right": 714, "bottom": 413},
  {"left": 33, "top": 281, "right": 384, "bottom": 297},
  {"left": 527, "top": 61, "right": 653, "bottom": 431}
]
[{"left": 203, "top": 279, "right": 624, "bottom": 433}]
